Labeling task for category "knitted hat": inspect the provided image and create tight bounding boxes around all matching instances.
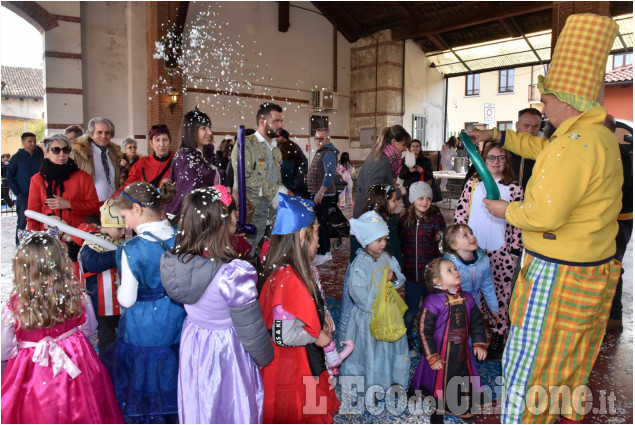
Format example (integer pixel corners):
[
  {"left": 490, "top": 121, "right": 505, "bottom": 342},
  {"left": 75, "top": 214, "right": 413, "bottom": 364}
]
[
  {"left": 100, "top": 199, "right": 125, "bottom": 228},
  {"left": 409, "top": 181, "right": 433, "bottom": 203},
  {"left": 272, "top": 193, "right": 316, "bottom": 235},
  {"left": 538, "top": 14, "right": 619, "bottom": 111},
  {"left": 349, "top": 211, "right": 389, "bottom": 248}
]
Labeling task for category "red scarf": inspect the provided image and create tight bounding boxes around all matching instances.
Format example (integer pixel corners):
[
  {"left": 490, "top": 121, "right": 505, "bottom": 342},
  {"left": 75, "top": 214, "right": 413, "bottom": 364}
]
[{"left": 383, "top": 143, "right": 402, "bottom": 180}]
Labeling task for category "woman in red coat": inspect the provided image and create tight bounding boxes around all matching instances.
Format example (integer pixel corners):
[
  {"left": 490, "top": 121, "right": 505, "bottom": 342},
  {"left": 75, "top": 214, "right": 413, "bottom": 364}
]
[
  {"left": 27, "top": 134, "right": 100, "bottom": 231},
  {"left": 118, "top": 124, "right": 174, "bottom": 192}
]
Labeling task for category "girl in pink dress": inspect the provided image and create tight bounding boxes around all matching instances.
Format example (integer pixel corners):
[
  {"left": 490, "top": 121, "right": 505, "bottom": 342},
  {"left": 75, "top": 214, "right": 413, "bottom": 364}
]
[{"left": 1, "top": 232, "right": 122, "bottom": 424}]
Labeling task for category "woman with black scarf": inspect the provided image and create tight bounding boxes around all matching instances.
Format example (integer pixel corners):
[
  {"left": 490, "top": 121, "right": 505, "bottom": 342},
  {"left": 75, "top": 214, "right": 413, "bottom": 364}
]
[{"left": 27, "top": 134, "right": 100, "bottom": 258}]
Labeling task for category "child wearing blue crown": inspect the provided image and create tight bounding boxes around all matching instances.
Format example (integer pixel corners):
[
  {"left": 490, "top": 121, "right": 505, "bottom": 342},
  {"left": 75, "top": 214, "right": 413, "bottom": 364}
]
[{"left": 258, "top": 193, "right": 340, "bottom": 423}]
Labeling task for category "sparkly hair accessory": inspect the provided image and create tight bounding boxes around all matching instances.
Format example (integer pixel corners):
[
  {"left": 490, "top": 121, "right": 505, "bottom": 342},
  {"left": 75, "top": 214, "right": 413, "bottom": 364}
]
[
  {"left": 17, "top": 228, "right": 59, "bottom": 246},
  {"left": 272, "top": 193, "right": 316, "bottom": 235},
  {"left": 213, "top": 185, "right": 232, "bottom": 206}
]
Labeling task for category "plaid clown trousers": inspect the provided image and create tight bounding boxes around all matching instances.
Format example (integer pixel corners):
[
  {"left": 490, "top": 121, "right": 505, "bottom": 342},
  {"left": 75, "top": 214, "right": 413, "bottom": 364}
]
[{"left": 500, "top": 252, "right": 620, "bottom": 424}]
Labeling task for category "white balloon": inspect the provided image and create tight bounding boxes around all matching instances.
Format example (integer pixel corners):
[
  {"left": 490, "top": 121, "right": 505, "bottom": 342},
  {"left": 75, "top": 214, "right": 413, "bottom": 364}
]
[{"left": 24, "top": 210, "right": 117, "bottom": 251}]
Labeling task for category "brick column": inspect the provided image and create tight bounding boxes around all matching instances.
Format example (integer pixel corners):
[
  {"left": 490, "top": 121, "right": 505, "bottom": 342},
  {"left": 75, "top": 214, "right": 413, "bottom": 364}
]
[
  {"left": 349, "top": 30, "right": 404, "bottom": 146},
  {"left": 146, "top": 2, "right": 184, "bottom": 152},
  {"left": 550, "top": 2, "right": 611, "bottom": 105}
]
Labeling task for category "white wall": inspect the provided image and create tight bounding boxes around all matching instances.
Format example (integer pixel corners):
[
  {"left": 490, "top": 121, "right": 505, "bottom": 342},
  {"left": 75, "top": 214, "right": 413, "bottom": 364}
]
[
  {"left": 180, "top": 2, "right": 351, "bottom": 162},
  {"left": 447, "top": 65, "right": 547, "bottom": 136},
  {"left": 1, "top": 98, "right": 44, "bottom": 120},
  {"left": 40, "top": 1, "right": 82, "bottom": 135},
  {"left": 81, "top": 1, "right": 147, "bottom": 152},
  {"left": 403, "top": 40, "right": 446, "bottom": 151}
]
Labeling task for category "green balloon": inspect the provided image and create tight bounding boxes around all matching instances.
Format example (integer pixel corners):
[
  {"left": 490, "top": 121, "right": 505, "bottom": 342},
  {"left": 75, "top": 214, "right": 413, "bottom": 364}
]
[{"left": 458, "top": 132, "right": 500, "bottom": 200}]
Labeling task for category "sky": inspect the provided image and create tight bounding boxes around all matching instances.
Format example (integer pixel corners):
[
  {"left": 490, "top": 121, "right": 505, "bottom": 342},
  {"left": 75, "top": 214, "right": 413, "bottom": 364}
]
[{"left": 1, "top": 8, "right": 43, "bottom": 68}]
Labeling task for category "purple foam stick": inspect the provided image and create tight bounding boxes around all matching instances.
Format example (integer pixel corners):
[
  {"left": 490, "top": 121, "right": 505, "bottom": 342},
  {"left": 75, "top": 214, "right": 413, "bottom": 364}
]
[{"left": 236, "top": 125, "right": 256, "bottom": 235}]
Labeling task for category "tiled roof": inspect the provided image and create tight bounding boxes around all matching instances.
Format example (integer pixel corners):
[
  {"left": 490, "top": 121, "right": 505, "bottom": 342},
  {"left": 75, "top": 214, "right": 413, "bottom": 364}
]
[
  {"left": 605, "top": 65, "right": 633, "bottom": 84},
  {"left": 1, "top": 66, "right": 44, "bottom": 99}
]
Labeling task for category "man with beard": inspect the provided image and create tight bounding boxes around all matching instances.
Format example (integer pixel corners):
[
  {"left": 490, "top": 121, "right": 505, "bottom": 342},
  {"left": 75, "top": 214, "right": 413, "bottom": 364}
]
[
  {"left": 231, "top": 102, "right": 283, "bottom": 252},
  {"left": 469, "top": 14, "right": 621, "bottom": 423}
]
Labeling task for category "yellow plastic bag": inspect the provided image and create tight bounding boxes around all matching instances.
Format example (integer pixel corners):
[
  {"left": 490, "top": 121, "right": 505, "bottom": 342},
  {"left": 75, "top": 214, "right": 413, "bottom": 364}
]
[{"left": 369, "top": 269, "right": 407, "bottom": 342}]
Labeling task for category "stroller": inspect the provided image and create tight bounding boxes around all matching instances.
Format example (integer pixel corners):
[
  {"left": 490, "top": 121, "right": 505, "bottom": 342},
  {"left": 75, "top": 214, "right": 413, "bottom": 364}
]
[{"left": 327, "top": 175, "right": 350, "bottom": 250}]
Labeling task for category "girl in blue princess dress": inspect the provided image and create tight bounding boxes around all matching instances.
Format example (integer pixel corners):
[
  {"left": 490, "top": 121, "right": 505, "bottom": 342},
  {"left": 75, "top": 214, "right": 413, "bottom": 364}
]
[
  {"left": 103, "top": 181, "right": 186, "bottom": 423},
  {"left": 340, "top": 211, "right": 410, "bottom": 396}
]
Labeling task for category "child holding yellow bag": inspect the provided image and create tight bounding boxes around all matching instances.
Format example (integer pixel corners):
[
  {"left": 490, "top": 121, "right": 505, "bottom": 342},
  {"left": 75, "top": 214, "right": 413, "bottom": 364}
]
[{"left": 340, "top": 211, "right": 409, "bottom": 395}]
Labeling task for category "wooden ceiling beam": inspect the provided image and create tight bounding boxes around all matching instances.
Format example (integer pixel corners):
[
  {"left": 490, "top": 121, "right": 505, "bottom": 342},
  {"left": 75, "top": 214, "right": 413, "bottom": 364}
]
[
  {"left": 311, "top": 2, "right": 362, "bottom": 42},
  {"left": 500, "top": 18, "right": 523, "bottom": 38},
  {"left": 426, "top": 34, "right": 449, "bottom": 51},
  {"left": 392, "top": 2, "right": 552, "bottom": 41},
  {"left": 395, "top": 1, "right": 423, "bottom": 32}
]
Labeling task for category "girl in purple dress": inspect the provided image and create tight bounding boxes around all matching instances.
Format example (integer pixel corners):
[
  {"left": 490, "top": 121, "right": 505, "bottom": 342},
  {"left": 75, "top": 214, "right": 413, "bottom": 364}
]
[
  {"left": 409, "top": 257, "right": 487, "bottom": 423},
  {"left": 160, "top": 185, "right": 273, "bottom": 424}
]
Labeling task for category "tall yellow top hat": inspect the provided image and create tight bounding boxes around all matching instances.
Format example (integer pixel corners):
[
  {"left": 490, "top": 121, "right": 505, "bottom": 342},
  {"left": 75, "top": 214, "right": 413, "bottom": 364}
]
[{"left": 538, "top": 13, "right": 619, "bottom": 111}]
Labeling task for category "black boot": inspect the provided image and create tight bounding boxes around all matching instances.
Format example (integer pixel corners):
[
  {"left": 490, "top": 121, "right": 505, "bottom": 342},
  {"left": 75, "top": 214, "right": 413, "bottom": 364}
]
[{"left": 486, "top": 333, "right": 504, "bottom": 361}]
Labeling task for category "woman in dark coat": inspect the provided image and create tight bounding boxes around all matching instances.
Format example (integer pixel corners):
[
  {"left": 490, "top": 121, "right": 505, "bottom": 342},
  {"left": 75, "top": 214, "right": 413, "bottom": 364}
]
[
  {"left": 353, "top": 124, "right": 411, "bottom": 219},
  {"left": 399, "top": 139, "right": 434, "bottom": 209}
]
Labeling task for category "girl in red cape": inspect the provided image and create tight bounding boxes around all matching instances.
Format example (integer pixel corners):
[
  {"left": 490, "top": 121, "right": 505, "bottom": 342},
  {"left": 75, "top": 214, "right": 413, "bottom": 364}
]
[{"left": 258, "top": 193, "right": 340, "bottom": 423}]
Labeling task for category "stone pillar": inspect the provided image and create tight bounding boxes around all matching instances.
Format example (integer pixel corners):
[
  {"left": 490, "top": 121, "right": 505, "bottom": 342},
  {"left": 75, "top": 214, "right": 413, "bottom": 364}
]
[
  {"left": 146, "top": 2, "right": 184, "bottom": 152},
  {"left": 550, "top": 2, "right": 611, "bottom": 105},
  {"left": 350, "top": 30, "right": 404, "bottom": 147},
  {"left": 41, "top": 2, "right": 84, "bottom": 135}
]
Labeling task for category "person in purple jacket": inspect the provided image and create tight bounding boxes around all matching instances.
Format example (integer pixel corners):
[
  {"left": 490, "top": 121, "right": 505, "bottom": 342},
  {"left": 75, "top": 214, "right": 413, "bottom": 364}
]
[
  {"left": 409, "top": 257, "right": 487, "bottom": 424},
  {"left": 163, "top": 108, "right": 224, "bottom": 221}
]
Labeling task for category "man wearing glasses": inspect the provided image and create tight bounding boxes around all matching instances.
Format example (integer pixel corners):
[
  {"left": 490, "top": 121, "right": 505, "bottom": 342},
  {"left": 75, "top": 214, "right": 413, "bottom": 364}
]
[
  {"left": 6, "top": 132, "right": 44, "bottom": 244},
  {"left": 71, "top": 117, "right": 123, "bottom": 202},
  {"left": 307, "top": 128, "right": 339, "bottom": 266}
]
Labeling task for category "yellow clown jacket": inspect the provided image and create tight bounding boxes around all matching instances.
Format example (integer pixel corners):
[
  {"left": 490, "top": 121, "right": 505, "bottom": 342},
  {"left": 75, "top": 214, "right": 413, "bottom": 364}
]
[{"left": 501, "top": 106, "right": 622, "bottom": 263}]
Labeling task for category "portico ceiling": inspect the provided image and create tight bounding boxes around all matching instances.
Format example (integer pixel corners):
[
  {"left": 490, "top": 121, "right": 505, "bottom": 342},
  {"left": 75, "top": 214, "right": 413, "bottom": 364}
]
[{"left": 311, "top": 1, "right": 634, "bottom": 77}]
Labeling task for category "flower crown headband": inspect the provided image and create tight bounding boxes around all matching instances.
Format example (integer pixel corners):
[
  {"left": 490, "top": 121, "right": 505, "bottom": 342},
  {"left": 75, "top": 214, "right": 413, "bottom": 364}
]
[{"left": 193, "top": 185, "right": 232, "bottom": 207}]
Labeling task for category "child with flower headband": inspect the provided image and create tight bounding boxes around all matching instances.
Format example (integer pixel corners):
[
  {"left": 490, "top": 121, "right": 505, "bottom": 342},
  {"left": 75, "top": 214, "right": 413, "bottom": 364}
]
[
  {"left": 258, "top": 193, "right": 340, "bottom": 423},
  {"left": 101, "top": 181, "right": 185, "bottom": 423},
  {"left": 160, "top": 185, "right": 273, "bottom": 423},
  {"left": 339, "top": 210, "right": 409, "bottom": 394},
  {"left": 1, "top": 232, "right": 123, "bottom": 423}
]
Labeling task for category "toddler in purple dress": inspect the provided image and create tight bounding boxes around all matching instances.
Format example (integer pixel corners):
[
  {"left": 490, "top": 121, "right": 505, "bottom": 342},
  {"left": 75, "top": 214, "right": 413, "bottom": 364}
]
[
  {"left": 160, "top": 185, "right": 273, "bottom": 424},
  {"left": 409, "top": 257, "right": 488, "bottom": 423}
]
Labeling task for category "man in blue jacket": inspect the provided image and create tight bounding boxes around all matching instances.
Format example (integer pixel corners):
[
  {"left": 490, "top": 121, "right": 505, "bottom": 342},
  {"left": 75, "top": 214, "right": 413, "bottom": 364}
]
[{"left": 7, "top": 132, "right": 44, "bottom": 244}]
